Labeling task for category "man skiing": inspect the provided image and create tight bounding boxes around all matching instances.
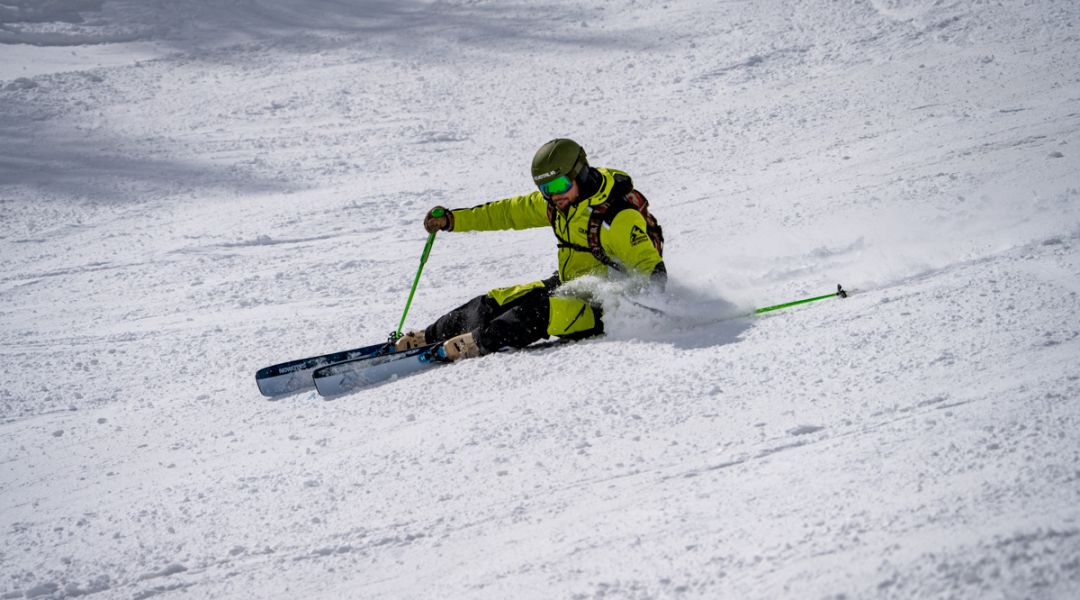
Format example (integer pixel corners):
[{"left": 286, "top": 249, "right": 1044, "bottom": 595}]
[{"left": 396, "top": 138, "right": 666, "bottom": 361}]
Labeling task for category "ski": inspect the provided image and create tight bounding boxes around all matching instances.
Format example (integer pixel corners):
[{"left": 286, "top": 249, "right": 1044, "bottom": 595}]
[
  {"left": 312, "top": 344, "right": 441, "bottom": 397},
  {"left": 312, "top": 338, "right": 580, "bottom": 397},
  {"left": 255, "top": 341, "right": 391, "bottom": 397}
]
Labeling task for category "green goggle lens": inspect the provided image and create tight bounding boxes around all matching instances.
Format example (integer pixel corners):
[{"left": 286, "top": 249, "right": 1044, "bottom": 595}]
[{"left": 539, "top": 175, "right": 573, "bottom": 197}]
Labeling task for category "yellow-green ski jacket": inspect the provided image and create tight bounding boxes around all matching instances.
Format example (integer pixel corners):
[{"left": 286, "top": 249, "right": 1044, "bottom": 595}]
[{"left": 449, "top": 168, "right": 664, "bottom": 283}]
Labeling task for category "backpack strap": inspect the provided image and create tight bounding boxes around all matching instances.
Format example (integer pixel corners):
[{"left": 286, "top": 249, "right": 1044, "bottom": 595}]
[
  {"left": 622, "top": 189, "right": 664, "bottom": 257},
  {"left": 584, "top": 202, "right": 620, "bottom": 269},
  {"left": 546, "top": 201, "right": 620, "bottom": 268}
]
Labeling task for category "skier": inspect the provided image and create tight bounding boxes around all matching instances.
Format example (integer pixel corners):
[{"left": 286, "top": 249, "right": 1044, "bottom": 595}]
[{"left": 396, "top": 138, "right": 667, "bottom": 360}]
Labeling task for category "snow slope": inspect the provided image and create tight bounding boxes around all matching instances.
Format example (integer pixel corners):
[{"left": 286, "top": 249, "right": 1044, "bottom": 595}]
[{"left": 2, "top": 0, "right": 1079, "bottom": 598}]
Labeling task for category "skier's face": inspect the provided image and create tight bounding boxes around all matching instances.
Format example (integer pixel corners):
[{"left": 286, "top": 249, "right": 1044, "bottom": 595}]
[{"left": 550, "top": 180, "right": 580, "bottom": 211}]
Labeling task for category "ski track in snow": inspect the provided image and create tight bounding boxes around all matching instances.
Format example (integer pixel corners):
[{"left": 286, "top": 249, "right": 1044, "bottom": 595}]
[{"left": 2, "top": 0, "right": 1080, "bottom": 598}]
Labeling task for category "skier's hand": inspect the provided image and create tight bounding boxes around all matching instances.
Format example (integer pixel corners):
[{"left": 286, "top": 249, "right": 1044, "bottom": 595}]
[{"left": 424, "top": 206, "right": 453, "bottom": 233}]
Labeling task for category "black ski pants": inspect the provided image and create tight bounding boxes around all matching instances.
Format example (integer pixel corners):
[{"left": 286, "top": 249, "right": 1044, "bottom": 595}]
[{"left": 422, "top": 275, "right": 603, "bottom": 354}]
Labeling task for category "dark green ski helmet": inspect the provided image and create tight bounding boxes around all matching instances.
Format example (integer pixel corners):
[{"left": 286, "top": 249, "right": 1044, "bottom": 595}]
[{"left": 531, "top": 138, "right": 588, "bottom": 197}]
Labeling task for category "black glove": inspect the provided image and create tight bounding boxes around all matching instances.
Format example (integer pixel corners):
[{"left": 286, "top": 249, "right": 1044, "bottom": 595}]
[
  {"left": 649, "top": 262, "right": 668, "bottom": 292},
  {"left": 424, "top": 206, "right": 453, "bottom": 234}
]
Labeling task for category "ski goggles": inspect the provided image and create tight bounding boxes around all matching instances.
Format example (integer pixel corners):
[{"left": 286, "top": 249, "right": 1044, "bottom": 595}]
[{"left": 538, "top": 175, "right": 574, "bottom": 198}]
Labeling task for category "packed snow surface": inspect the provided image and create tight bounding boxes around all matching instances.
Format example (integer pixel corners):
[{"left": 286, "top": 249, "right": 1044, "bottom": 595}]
[{"left": 2, "top": 0, "right": 1080, "bottom": 598}]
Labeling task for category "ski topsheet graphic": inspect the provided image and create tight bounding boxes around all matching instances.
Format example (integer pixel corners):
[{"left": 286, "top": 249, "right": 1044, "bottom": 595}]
[
  {"left": 255, "top": 342, "right": 388, "bottom": 397},
  {"left": 312, "top": 345, "right": 439, "bottom": 397}
]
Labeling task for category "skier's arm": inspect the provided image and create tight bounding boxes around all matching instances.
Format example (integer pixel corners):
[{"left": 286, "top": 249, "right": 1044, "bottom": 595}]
[
  {"left": 604, "top": 208, "right": 666, "bottom": 285},
  {"left": 448, "top": 192, "right": 550, "bottom": 232}
]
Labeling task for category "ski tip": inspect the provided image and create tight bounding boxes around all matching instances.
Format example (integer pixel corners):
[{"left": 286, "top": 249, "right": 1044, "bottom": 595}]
[{"left": 837, "top": 284, "right": 848, "bottom": 298}]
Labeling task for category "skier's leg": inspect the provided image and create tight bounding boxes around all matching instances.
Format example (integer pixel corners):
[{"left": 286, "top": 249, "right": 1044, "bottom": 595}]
[
  {"left": 474, "top": 295, "right": 604, "bottom": 353},
  {"left": 421, "top": 293, "right": 499, "bottom": 344},
  {"left": 546, "top": 296, "right": 604, "bottom": 340},
  {"left": 474, "top": 287, "right": 551, "bottom": 352},
  {"left": 421, "top": 277, "right": 557, "bottom": 345}
]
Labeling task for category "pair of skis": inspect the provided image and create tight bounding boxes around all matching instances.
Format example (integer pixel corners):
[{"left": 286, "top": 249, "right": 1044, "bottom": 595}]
[
  {"left": 255, "top": 341, "right": 443, "bottom": 398},
  {"left": 256, "top": 336, "right": 579, "bottom": 398}
]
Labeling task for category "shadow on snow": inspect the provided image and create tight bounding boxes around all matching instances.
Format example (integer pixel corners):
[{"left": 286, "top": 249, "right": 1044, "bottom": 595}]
[
  {"left": 1, "top": 0, "right": 645, "bottom": 53},
  {"left": 0, "top": 120, "right": 297, "bottom": 205}
]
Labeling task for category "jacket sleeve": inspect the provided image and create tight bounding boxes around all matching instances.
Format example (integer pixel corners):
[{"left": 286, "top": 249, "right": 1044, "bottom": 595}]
[
  {"left": 603, "top": 208, "right": 665, "bottom": 278},
  {"left": 451, "top": 192, "right": 550, "bottom": 232}
]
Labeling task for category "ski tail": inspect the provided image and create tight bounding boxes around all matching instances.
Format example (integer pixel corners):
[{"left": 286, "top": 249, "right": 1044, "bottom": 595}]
[
  {"left": 256, "top": 341, "right": 391, "bottom": 397},
  {"left": 313, "top": 344, "right": 440, "bottom": 397}
]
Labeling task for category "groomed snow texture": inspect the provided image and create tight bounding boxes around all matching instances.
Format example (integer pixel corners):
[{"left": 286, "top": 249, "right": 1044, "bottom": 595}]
[{"left": 2, "top": 1, "right": 1080, "bottom": 598}]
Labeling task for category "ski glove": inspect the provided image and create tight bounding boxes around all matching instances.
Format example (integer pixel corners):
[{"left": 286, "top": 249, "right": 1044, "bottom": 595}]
[{"left": 424, "top": 206, "right": 453, "bottom": 234}]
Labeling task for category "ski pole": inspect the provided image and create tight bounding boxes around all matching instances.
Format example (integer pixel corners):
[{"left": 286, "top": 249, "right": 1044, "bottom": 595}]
[
  {"left": 391, "top": 208, "right": 444, "bottom": 341},
  {"left": 753, "top": 284, "right": 848, "bottom": 314},
  {"left": 624, "top": 284, "right": 848, "bottom": 323}
]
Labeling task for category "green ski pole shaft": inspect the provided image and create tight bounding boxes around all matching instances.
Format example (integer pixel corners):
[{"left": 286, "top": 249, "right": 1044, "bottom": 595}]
[
  {"left": 626, "top": 284, "right": 848, "bottom": 321},
  {"left": 393, "top": 208, "right": 444, "bottom": 339},
  {"left": 753, "top": 284, "right": 848, "bottom": 314}
]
